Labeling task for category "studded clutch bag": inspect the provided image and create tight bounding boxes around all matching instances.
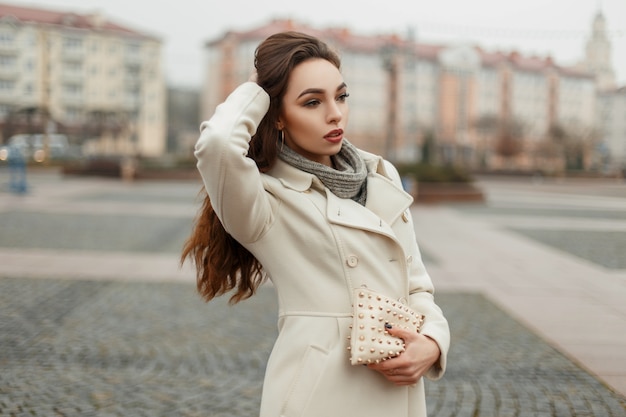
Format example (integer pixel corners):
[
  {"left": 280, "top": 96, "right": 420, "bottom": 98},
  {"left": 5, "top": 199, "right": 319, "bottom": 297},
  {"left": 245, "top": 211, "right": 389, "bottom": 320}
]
[{"left": 348, "top": 286, "right": 425, "bottom": 365}]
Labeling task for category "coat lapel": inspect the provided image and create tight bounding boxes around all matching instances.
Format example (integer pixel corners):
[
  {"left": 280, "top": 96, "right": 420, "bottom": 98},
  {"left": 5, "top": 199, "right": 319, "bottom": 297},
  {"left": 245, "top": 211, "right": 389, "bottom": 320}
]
[
  {"left": 326, "top": 171, "right": 412, "bottom": 239},
  {"left": 364, "top": 173, "right": 413, "bottom": 225},
  {"left": 326, "top": 189, "right": 391, "bottom": 235}
]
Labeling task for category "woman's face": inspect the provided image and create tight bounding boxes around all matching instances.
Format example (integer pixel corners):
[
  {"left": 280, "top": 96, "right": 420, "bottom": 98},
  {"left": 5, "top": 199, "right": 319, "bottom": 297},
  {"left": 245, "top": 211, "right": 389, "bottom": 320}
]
[{"left": 278, "top": 58, "right": 349, "bottom": 167}]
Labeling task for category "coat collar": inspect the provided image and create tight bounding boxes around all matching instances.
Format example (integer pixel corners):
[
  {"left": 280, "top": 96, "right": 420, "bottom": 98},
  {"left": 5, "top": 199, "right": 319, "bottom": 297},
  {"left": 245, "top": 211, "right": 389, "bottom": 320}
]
[
  {"left": 266, "top": 150, "right": 413, "bottom": 226},
  {"left": 266, "top": 157, "right": 319, "bottom": 192},
  {"left": 267, "top": 149, "right": 388, "bottom": 191}
]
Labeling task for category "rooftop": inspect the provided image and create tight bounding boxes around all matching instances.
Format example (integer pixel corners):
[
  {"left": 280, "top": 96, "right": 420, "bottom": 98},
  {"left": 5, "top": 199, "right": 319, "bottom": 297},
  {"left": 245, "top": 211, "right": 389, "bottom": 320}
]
[
  {"left": 208, "top": 18, "right": 591, "bottom": 78},
  {"left": 0, "top": 2, "right": 157, "bottom": 39}
]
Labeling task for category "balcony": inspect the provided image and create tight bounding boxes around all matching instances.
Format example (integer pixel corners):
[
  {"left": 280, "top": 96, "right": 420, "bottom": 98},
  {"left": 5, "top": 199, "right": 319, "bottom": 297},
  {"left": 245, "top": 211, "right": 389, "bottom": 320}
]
[
  {"left": 61, "top": 71, "right": 83, "bottom": 82},
  {"left": 0, "top": 42, "right": 19, "bottom": 54},
  {"left": 124, "top": 54, "right": 142, "bottom": 69},
  {"left": 124, "top": 75, "right": 141, "bottom": 90},
  {"left": 0, "top": 67, "right": 19, "bottom": 79},
  {"left": 123, "top": 95, "right": 141, "bottom": 111},
  {"left": 60, "top": 93, "right": 84, "bottom": 106},
  {"left": 62, "top": 48, "right": 85, "bottom": 62}
]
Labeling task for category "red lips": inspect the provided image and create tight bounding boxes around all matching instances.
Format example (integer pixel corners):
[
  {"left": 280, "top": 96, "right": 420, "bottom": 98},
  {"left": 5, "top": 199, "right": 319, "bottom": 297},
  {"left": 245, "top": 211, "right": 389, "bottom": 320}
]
[{"left": 324, "top": 129, "right": 343, "bottom": 143}]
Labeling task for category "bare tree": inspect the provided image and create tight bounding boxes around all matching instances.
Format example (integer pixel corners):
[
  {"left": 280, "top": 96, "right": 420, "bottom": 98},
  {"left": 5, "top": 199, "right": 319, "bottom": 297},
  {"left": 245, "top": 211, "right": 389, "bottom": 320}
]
[
  {"left": 2, "top": 106, "right": 52, "bottom": 141},
  {"left": 494, "top": 119, "right": 525, "bottom": 159},
  {"left": 83, "top": 110, "right": 128, "bottom": 139}
]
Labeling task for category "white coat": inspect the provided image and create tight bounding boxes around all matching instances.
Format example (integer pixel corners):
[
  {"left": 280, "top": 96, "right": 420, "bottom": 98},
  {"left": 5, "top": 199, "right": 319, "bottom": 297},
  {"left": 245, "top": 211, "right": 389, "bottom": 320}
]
[{"left": 195, "top": 82, "right": 450, "bottom": 417}]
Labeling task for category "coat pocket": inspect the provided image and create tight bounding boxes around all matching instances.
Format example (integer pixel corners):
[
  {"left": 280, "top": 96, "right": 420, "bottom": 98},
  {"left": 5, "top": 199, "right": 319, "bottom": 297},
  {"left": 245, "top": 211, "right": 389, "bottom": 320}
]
[{"left": 280, "top": 344, "right": 330, "bottom": 417}]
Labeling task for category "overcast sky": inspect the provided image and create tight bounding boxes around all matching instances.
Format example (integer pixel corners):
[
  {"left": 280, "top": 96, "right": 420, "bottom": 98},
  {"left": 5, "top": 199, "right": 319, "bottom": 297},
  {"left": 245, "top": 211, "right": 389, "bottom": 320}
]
[{"left": 15, "top": 0, "right": 626, "bottom": 88}]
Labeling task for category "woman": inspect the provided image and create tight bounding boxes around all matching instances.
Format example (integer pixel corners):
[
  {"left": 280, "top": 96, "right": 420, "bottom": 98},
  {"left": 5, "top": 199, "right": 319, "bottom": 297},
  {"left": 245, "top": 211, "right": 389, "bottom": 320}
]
[{"left": 182, "top": 31, "right": 450, "bottom": 417}]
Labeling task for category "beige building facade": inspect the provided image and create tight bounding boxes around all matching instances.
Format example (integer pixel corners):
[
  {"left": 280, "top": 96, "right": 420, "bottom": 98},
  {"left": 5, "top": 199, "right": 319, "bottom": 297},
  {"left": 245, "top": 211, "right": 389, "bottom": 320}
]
[
  {"left": 0, "top": 3, "right": 166, "bottom": 158},
  {"left": 203, "top": 18, "right": 613, "bottom": 172},
  {"left": 599, "top": 88, "right": 626, "bottom": 171}
]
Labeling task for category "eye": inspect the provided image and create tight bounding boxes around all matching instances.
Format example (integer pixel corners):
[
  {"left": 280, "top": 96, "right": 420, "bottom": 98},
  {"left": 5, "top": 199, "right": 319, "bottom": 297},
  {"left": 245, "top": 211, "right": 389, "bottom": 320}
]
[
  {"left": 304, "top": 99, "right": 321, "bottom": 107},
  {"left": 337, "top": 92, "right": 350, "bottom": 102}
]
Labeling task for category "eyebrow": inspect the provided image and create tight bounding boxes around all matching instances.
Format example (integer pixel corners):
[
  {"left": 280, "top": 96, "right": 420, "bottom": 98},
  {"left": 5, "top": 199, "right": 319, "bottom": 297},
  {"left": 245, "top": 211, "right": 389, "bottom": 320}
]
[{"left": 297, "top": 82, "right": 347, "bottom": 99}]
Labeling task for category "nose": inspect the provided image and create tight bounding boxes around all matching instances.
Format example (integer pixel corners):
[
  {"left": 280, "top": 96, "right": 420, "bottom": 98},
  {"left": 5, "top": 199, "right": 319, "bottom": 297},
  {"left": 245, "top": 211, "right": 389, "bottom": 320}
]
[{"left": 327, "top": 101, "right": 343, "bottom": 124}]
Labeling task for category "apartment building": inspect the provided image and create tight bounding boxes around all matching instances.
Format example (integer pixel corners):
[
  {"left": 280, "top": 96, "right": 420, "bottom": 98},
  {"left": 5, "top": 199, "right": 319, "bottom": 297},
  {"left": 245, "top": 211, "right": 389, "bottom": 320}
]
[
  {"left": 598, "top": 87, "right": 626, "bottom": 171},
  {"left": 0, "top": 3, "right": 166, "bottom": 158},
  {"left": 202, "top": 19, "right": 604, "bottom": 172}
]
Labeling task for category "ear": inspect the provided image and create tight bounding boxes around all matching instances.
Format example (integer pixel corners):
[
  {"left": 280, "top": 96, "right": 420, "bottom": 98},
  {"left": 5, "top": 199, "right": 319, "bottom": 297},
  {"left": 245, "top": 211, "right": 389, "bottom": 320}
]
[{"left": 275, "top": 114, "right": 285, "bottom": 131}]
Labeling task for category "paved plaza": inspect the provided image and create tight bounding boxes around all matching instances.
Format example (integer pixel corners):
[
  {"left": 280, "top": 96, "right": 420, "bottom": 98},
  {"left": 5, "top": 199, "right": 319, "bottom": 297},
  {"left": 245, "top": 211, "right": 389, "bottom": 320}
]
[{"left": 1, "top": 168, "right": 625, "bottom": 416}]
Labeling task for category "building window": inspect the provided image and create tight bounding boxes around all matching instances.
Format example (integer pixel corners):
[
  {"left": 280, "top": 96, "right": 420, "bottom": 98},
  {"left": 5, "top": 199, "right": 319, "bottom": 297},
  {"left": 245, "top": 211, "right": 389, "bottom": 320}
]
[
  {"left": 63, "top": 83, "right": 82, "bottom": 96},
  {"left": 65, "top": 107, "right": 82, "bottom": 122},
  {"left": 23, "top": 83, "right": 33, "bottom": 96},
  {"left": 63, "top": 37, "right": 83, "bottom": 50},
  {"left": 125, "top": 41, "right": 141, "bottom": 55},
  {"left": 24, "top": 59, "right": 35, "bottom": 72},
  {"left": 63, "top": 61, "right": 82, "bottom": 73},
  {"left": 0, "top": 104, "right": 11, "bottom": 117},
  {"left": 0, "top": 79, "right": 15, "bottom": 92},
  {"left": 0, "top": 55, "right": 16, "bottom": 69},
  {"left": 0, "top": 31, "right": 15, "bottom": 46}
]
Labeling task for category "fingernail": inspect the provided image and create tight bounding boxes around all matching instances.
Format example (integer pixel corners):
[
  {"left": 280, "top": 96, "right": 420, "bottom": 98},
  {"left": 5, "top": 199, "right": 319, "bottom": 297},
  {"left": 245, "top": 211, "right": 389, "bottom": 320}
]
[{"left": 385, "top": 323, "right": 392, "bottom": 329}]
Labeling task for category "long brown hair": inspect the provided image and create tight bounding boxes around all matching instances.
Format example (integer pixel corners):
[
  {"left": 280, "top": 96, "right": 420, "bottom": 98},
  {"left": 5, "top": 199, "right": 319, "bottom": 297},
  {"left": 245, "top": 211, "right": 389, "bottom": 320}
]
[{"left": 181, "top": 31, "right": 341, "bottom": 303}]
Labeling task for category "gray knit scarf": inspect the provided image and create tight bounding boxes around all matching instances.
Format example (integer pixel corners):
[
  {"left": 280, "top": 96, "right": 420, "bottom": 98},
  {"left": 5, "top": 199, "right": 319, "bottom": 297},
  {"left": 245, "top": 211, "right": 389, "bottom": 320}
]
[{"left": 278, "top": 139, "right": 368, "bottom": 205}]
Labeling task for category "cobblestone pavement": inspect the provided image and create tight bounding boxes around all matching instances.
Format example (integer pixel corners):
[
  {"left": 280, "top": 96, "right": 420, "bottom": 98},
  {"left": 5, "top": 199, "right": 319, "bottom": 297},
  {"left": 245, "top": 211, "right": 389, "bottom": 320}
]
[
  {"left": 0, "top": 278, "right": 275, "bottom": 417},
  {"left": 1, "top": 170, "right": 625, "bottom": 416},
  {"left": 1, "top": 277, "right": 625, "bottom": 417}
]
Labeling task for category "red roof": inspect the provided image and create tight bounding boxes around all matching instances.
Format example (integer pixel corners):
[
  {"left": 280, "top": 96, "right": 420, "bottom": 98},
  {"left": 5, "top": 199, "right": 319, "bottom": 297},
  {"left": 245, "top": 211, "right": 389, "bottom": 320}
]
[
  {"left": 207, "top": 18, "right": 592, "bottom": 77},
  {"left": 0, "top": 2, "right": 156, "bottom": 39},
  {"left": 477, "top": 48, "right": 592, "bottom": 78},
  {"left": 208, "top": 19, "right": 446, "bottom": 58}
]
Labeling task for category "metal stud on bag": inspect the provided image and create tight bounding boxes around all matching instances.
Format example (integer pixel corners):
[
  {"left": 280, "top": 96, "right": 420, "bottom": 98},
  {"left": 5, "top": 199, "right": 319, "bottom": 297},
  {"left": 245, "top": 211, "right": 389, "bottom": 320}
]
[{"left": 348, "top": 286, "right": 425, "bottom": 365}]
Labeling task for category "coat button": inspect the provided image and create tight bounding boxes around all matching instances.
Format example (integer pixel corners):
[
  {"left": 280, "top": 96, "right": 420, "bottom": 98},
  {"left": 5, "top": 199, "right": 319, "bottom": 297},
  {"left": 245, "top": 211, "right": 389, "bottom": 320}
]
[
  {"left": 398, "top": 297, "right": 408, "bottom": 304},
  {"left": 406, "top": 255, "right": 413, "bottom": 264},
  {"left": 402, "top": 210, "right": 409, "bottom": 223},
  {"left": 346, "top": 255, "right": 359, "bottom": 268}
]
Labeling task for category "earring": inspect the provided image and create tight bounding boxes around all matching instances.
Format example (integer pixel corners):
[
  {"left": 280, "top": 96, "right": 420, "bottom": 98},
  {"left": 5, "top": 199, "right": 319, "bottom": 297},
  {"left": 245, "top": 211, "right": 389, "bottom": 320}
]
[{"left": 278, "top": 130, "right": 284, "bottom": 152}]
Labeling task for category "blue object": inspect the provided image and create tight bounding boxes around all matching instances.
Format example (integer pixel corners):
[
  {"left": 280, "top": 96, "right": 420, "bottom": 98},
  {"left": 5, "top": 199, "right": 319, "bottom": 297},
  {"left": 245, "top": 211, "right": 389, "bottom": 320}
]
[{"left": 7, "top": 144, "right": 28, "bottom": 194}]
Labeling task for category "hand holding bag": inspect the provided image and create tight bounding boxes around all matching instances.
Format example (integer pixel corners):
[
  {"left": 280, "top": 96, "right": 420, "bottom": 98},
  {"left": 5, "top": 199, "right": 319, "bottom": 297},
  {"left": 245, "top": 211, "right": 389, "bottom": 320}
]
[{"left": 348, "top": 286, "right": 425, "bottom": 365}]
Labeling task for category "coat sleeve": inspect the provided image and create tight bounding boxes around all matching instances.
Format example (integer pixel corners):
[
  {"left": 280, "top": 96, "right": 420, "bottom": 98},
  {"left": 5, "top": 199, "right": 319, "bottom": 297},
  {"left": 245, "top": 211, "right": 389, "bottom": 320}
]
[
  {"left": 407, "top": 233, "right": 450, "bottom": 381},
  {"left": 383, "top": 160, "right": 450, "bottom": 380},
  {"left": 194, "top": 82, "right": 275, "bottom": 244}
]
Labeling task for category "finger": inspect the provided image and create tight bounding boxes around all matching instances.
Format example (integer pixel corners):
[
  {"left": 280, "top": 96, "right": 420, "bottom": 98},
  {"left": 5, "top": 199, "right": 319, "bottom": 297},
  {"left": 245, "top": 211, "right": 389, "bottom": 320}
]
[
  {"left": 369, "top": 362, "right": 420, "bottom": 385},
  {"left": 385, "top": 324, "right": 419, "bottom": 342},
  {"left": 384, "top": 370, "right": 419, "bottom": 386},
  {"left": 367, "top": 353, "right": 405, "bottom": 372}
]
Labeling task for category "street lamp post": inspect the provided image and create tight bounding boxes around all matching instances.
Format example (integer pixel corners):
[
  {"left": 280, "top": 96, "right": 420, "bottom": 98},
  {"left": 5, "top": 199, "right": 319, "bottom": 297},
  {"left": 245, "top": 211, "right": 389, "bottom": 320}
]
[{"left": 381, "top": 43, "right": 398, "bottom": 162}]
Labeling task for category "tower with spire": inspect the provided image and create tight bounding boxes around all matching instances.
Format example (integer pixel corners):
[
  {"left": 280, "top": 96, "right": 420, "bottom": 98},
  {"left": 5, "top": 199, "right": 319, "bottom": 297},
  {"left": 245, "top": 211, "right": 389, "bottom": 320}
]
[{"left": 583, "top": 10, "right": 616, "bottom": 91}]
